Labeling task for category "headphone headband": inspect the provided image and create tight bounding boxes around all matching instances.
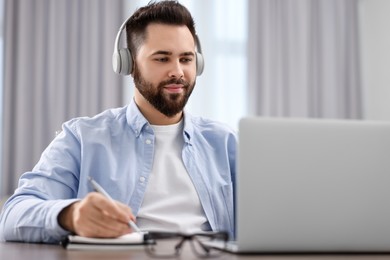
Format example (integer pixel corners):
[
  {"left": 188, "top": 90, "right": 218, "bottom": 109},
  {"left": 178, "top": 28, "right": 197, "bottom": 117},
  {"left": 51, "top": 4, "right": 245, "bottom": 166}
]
[{"left": 112, "top": 18, "right": 204, "bottom": 76}]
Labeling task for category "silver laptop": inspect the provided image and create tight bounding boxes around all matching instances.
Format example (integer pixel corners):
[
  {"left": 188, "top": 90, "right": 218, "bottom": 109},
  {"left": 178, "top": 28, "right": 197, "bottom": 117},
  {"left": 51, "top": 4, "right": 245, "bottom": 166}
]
[{"left": 208, "top": 117, "right": 390, "bottom": 253}]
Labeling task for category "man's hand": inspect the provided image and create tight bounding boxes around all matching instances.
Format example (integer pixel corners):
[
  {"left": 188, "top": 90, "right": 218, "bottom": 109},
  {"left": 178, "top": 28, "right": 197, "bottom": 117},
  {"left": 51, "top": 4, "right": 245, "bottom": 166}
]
[{"left": 58, "top": 193, "right": 136, "bottom": 238}]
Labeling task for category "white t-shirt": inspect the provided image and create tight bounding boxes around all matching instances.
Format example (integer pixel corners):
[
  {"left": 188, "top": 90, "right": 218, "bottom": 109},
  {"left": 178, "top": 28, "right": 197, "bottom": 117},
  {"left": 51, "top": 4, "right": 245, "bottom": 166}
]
[{"left": 136, "top": 119, "right": 209, "bottom": 233}]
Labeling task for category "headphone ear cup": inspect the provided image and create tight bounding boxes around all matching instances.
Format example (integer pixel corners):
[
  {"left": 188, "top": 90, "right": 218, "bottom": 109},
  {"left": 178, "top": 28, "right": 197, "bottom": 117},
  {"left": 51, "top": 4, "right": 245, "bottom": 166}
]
[
  {"left": 119, "top": 48, "right": 132, "bottom": 75},
  {"left": 196, "top": 52, "right": 204, "bottom": 76},
  {"left": 112, "top": 51, "right": 121, "bottom": 74},
  {"left": 112, "top": 48, "right": 132, "bottom": 75}
]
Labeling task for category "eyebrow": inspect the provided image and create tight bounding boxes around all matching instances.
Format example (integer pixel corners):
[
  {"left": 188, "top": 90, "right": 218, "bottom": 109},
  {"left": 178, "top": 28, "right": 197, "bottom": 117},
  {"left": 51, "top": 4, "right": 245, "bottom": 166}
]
[{"left": 151, "top": 50, "right": 195, "bottom": 57}]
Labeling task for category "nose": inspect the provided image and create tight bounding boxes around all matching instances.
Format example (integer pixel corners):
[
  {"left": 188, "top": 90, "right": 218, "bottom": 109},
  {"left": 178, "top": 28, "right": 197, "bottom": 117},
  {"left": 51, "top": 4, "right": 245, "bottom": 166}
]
[{"left": 168, "top": 60, "right": 184, "bottom": 78}]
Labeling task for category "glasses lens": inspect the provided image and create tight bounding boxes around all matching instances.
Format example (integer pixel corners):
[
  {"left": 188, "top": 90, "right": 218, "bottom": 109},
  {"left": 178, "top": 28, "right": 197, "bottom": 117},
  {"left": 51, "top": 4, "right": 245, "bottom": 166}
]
[
  {"left": 145, "top": 231, "right": 228, "bottom": 258},
  {"left": 145, "top": 232, "right": 184, "bottom": 258},
  {"left": 191, "top": 232, "right": 228, "bottom": 258}
]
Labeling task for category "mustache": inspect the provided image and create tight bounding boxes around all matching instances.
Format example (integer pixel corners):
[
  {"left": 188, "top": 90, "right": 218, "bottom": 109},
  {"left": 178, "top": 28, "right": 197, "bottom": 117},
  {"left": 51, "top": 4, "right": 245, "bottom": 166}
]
[{"left": 160, "top": 78, "right": 191, "bottom": 88}]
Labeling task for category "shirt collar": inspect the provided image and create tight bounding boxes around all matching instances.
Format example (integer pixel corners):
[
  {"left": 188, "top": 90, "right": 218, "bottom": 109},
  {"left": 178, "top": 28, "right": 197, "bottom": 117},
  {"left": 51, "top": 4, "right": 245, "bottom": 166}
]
[
  {"left": 183, "top": 110, "right": 194, "bottom": 145},
  {"left": 126, "top": 99, "right": 149, "bottom": 137},
  {"left": 126, "top": 98, "right": 194, "bottom": 144}
]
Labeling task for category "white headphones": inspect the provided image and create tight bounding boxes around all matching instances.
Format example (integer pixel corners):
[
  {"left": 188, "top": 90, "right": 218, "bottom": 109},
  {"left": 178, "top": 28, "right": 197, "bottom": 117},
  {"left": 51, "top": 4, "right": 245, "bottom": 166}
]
[{"left": 112, "top": 17, "right": 205, "bottom": 76}]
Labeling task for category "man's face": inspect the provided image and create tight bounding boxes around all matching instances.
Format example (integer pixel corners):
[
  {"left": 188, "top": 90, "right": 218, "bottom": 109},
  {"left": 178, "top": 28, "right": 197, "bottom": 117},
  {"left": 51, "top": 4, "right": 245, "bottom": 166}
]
[{"left": 133, "top": 23, "right": 197, "bottom": 117}]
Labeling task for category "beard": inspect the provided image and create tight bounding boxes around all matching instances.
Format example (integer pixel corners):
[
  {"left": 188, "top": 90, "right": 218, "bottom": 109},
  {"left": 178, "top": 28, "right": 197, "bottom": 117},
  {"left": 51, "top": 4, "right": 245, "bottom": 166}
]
[{"left": 133, "top": 66, "right": 195, "bottom": 117}]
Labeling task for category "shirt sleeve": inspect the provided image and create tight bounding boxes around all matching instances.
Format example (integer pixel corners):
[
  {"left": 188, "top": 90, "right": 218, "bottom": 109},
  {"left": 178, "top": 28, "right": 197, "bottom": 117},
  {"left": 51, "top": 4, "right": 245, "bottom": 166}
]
[
  {"left": 0, "top": 197, "right": 79, "bottom": 243},
  {"left": 0, "top": 121, "right": 82, "bottom": 243}
]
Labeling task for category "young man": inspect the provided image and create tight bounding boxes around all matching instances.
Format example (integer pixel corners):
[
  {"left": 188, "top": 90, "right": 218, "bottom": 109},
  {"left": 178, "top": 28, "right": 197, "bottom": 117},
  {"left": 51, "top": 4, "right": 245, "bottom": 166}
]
[{"left": 0, "top": 1, "right": 236, "bottom": 243}]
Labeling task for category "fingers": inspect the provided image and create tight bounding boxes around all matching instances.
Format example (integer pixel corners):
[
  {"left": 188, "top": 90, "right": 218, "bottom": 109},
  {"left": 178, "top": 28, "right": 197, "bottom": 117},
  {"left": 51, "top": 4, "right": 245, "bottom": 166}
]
[
  {"left": 91, "top": 193, "right": 133, "bottom": 223},
  {"left": 71, "top": 193, "right": 135, "bottom": 238},
  {"left": 115, "top": 201, "right": 137, "bottom": 223}
]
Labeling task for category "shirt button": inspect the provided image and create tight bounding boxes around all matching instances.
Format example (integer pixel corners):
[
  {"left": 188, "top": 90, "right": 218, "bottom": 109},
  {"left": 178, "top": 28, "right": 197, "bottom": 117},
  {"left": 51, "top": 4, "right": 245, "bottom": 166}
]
[
  {"left": 139, "top": 176, "right": 146, "bottom": 182},
  {"left": 145, "top": 139, "right": 152, "bottom": 144}
]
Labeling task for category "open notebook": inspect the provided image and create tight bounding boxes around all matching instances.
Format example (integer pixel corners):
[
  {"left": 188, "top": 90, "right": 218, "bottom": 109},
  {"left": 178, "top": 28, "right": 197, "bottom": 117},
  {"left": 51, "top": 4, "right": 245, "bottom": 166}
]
[{"left": 61, "top": 232, "right": 153, "bottom": 250}]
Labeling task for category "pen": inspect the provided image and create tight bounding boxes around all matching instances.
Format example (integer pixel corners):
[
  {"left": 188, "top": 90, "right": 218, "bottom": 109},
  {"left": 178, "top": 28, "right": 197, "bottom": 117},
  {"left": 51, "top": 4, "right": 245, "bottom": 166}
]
[{"left": 88, "top": 176, "right": 142, "bottom": 233}]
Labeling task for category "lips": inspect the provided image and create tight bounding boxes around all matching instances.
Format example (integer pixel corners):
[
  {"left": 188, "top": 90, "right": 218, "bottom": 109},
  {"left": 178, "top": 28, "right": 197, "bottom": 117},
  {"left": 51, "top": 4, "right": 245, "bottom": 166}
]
[{"left": 164, "top": 84, "right": 184, "bottom": 93}]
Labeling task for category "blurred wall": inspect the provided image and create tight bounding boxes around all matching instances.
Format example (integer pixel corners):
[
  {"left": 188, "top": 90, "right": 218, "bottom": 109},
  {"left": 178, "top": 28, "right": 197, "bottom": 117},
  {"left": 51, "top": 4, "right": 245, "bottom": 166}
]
[{"left": 360, "top": 0, "right": 390, "bottom": 121}]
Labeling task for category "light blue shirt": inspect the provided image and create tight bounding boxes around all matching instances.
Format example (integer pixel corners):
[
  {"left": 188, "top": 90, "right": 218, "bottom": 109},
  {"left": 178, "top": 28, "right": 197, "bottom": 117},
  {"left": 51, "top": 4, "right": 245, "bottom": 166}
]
[{"left": 0, "top": 100, "right": 237, "bottom": 243}]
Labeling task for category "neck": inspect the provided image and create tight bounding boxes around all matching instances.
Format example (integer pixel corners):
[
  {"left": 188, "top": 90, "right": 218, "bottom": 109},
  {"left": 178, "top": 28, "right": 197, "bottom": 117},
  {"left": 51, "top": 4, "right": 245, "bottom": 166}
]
[{"left": 133, "top": 90, "right": 183, "bottom": 125}]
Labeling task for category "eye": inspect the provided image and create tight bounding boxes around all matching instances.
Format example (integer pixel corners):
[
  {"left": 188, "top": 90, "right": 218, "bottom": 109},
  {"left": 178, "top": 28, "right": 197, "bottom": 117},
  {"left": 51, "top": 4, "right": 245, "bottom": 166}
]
[
  {"left": 180, "top": 57, "right": 193, "bottom": 63},
  {"left": 154, "top": 57, "right": 169, "bottom": 62}
]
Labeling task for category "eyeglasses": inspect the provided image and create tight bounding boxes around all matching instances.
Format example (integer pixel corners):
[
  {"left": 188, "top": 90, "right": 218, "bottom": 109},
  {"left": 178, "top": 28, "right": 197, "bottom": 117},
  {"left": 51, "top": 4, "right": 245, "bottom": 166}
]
[{"left": 144, "top": 231, "right": 229, "bottom": 258}]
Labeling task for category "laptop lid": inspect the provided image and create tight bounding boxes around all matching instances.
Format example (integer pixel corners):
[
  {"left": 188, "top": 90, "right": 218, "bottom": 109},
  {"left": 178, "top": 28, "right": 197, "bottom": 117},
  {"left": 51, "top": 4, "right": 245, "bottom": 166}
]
[{"left": 235, "top": 117, "right": 390, "bottom": 253}]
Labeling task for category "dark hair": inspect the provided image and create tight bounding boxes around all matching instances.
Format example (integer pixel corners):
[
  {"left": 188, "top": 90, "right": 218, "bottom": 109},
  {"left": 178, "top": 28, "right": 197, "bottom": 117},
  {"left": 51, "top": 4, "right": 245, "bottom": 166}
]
[{"left": 125, "top": 0, "right": 196, "bottom": 57}]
